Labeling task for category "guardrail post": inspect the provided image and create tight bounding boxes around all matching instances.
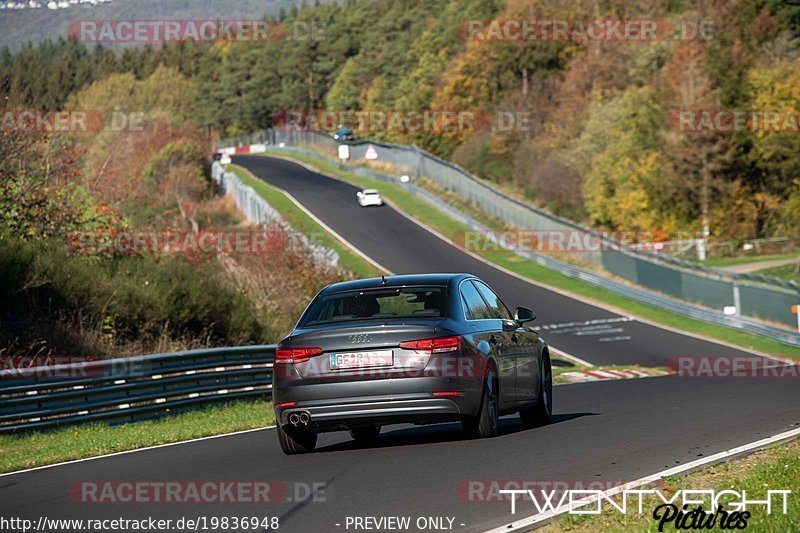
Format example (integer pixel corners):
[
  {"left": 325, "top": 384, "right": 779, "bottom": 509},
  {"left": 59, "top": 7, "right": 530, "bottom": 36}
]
[{"left": 732, "top": 283, "right": 741, "bottom": 316}]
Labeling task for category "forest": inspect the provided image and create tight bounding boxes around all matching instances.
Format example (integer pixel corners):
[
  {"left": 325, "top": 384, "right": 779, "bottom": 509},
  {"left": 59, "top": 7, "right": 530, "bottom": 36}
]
[{"left": 3, "top": 0, "right": 799, "bottom": 241}]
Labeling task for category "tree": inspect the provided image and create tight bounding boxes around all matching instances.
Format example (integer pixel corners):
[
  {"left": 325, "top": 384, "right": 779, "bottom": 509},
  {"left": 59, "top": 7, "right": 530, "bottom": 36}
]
[
  {"left": 662, "top": 40, "right": 734, "bottom": 247},
  {"left": 581, "top": 87, "right": 671, "bottom": 236},
  {"left": 746, "top": 56, "right": 800, "bottom": 236}
]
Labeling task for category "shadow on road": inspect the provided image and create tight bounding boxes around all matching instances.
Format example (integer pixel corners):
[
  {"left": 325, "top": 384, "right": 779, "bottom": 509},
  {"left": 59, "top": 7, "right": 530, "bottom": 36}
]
[{"left": 314, "top": 412, "right": 598, "bottom": 454}]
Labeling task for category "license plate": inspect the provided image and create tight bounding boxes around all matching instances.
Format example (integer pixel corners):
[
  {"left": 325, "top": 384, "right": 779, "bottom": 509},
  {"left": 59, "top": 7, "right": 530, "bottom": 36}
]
[{"left": 329, "top": 350, "right": 393, "bottom": 370}]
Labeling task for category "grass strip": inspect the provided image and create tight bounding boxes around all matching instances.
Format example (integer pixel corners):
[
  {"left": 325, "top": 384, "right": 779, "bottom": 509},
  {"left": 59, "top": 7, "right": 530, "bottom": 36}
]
[
  {"left": 543, "top": 439, "right": 800, "bottom": 531},
  {"left": 0, "top": 400, "right": 274, "bottom": 474},
  {"left": 228, "top": 164, "right": 382, "bottom": 278}
]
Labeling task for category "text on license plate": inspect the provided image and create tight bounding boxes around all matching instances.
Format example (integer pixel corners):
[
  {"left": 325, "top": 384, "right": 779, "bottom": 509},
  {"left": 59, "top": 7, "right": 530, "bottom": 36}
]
[{"left": 329, "top": 350, "right": 393, "bottom": 369}]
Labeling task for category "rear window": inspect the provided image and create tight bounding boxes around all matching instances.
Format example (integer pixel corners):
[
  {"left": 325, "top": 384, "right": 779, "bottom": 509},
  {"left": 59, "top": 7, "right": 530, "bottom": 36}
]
[{"left": 299, "top": 286, "right": 447, "bottom": 326}]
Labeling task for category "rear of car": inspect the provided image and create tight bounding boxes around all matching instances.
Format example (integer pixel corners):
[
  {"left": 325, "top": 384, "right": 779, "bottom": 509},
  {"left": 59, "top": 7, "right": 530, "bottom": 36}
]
[
  {"left": 272, "top": 280, "right": 485, "bottom": 453},
  {"left": 357, "top": 189, "right": 384, "bottom": 207}
]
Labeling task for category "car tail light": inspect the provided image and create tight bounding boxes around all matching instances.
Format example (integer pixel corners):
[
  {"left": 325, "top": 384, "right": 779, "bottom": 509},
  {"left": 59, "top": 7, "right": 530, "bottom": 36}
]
[
  {"left": 432, "top": 391, "right": 465, "bottom": 397},
  {"left": 275, "top": 347, "right": 323, "bottom": 364},
  {"left": 399, "top": 336, "right": 460, "bottom": 354}
]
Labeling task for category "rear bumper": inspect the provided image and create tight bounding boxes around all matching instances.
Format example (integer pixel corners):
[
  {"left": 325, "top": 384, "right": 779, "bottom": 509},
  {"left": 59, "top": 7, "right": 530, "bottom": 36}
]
[
  {"left": 273, "top": 358, "right": 486, "bottom": 431},
  {"left": 277, "top": 394, "right": 468, "bottom": 431}
]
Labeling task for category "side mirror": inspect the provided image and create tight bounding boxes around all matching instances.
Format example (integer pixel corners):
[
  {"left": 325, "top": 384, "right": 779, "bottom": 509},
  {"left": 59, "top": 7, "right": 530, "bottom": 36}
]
[
  {"left": 515, "top": 306, "right": 536, "bottom": 324},
  {"left": 356, "top": 191, "right": 363, "bottom": 198}
]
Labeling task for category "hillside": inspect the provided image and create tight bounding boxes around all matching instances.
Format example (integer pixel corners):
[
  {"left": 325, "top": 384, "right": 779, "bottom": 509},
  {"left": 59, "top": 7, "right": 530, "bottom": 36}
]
[
  {"left": 0, "top": 0, "right": 319, "bottom": 51},
  {"left": 2, "top": 0, "right": 799, "bottom": 246}
]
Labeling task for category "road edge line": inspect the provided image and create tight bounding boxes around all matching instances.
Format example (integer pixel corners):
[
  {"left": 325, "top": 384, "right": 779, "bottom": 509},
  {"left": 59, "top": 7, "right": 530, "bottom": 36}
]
[{"left": 482, "top": 425, "right": 800, "bottom": 532}]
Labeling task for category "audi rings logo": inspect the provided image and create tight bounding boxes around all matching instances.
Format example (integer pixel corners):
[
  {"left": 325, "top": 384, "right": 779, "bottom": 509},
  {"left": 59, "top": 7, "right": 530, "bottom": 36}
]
[{"left": 348, "top": 334, "right": 373, "bottom": 344}]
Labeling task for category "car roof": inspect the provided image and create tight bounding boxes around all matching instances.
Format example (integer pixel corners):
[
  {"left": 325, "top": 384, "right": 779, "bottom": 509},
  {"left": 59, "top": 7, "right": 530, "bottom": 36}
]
[
  {"left": 319, "top": 273, "right": 473, "bottom": 294},
  {"left": 362, "top": 189, "right": 379, "bottom": 194}
]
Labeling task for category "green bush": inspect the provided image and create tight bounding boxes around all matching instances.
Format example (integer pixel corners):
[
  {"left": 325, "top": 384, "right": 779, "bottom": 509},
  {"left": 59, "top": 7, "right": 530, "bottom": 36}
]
[{"left": 0, "top": 237, "right": 268, "bottom": 356}]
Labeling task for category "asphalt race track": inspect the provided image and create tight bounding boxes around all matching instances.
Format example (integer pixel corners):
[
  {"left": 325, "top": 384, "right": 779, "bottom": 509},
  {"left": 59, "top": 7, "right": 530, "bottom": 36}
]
[
  {"left": 234, "top": 155, "right": 770, "bottom": 368},
  {"left": 1, "top": 155, "right": 797, "bottom": 533},
  {"left": 3, "top": 377, "right": 798, "bottom": 532}
]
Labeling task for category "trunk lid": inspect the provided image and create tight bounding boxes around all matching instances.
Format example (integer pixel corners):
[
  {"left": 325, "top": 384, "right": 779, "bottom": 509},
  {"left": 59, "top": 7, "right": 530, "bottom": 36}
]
[{"left": 284, "top": 319, "right": 443, "bottom": 382}]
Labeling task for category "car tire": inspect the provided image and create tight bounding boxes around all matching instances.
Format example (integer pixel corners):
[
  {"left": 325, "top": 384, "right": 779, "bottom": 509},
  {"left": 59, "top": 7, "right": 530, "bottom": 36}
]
[
  {"left": 349, "top": 426, "right": 381, "bottom": 446},
  {"left": 519, "top": 352, "right": 552, "bottom": 427},
  {"left": 277, "top": 424, "right": 317, "bottom": 455},
  {"left": 462, "top": 367, "right": 499, "bottom": 438}
]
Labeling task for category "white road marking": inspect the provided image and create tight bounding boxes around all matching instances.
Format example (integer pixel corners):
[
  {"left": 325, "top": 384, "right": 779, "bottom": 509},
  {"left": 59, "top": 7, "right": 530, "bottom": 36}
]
[
  {"left": 548, "top": 347, "right": 595, "bottom": 368},
  {"left": 598, "top": 336, "right": 632, "bottom": 343},
  {"left": 483, "top": 425, "right": 800, "bottom": 533},
  {"left": 539, "top": 317, "right": 635, "bottom": 331},
  {"left": 574, "top": 328, "right": 625, "bottom": 336},
  {"left": 549, "top": 324, "right": 617, "bottom": 335}
]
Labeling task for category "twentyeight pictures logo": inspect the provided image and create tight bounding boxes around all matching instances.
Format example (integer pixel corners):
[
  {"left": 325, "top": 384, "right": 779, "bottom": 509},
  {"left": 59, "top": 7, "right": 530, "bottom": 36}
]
[
  {"left": 500, "top": 488, "right": 792, "bottom": 531},
  {"left": 68, "top": 20, "right": 325, "bottom": 43}
]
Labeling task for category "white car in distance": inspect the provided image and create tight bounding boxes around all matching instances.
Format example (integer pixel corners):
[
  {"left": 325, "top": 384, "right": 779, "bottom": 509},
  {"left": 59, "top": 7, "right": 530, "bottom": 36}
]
[{"left": 357, "top": 189, "right": 384, "bottom": 207}]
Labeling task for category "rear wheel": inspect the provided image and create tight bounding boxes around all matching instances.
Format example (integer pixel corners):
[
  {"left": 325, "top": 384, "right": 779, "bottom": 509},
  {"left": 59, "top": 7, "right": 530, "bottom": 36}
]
[
  {"left": 520, "top": 352, "right": 552, "bottom": 427},
  {"left": 276, "top": 424, "right": 317, "bottom": 455},
  {"left": 349, "top": 426, "right": 381, "bottom": 446},
  {"left": 462, "top": 367, "right": 499, "bottom": 438}
]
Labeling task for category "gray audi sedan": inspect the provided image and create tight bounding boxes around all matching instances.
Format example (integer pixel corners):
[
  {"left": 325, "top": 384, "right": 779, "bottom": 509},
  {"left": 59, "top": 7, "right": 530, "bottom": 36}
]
[{"left": 272, "top": 273, "right": 552, "bottom": 454}]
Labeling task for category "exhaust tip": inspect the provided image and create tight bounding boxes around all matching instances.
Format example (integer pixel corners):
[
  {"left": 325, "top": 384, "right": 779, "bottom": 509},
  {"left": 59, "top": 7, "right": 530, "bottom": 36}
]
[
  {"left": 288, "top": 413, "right": 301, "bottom": 426},
  {"left": 299, "top": 412, "right": 310, "bottom": 425}
]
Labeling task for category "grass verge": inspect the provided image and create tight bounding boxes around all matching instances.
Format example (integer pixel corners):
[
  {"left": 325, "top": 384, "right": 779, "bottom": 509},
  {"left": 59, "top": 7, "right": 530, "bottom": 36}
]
[
  {"left": 542, "top": 439, "right": 800, "bottom": 532},
  {"left": 759, "top": 263, "right": 800, "bottom": 283},
  {"left": 261, "top": 151, "right": 799, "bottom": 360},
  {"left": 0, "top": 400, "right": 274, "bottom": 474},
  {"left": 227, "top": 164, "right": 382, "bottom": 278},
  {"left": 699, "top": 253, "right": 798, "bottom": 269}
]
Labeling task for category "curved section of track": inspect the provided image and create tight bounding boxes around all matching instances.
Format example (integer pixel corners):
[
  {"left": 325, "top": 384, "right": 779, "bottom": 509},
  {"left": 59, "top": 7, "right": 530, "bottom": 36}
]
[{"left": 234, "top": 154, "right": 768, "bottom": 368}]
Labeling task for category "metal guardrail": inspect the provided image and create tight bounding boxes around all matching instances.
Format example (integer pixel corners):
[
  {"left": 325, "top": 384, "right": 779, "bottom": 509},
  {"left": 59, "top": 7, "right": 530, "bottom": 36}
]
[
  {"left": 211, "top": 162, "right": 339, "bottom": 267},
  {"left": 0, "top": 346, "right": 275, "bottom": 434}
]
